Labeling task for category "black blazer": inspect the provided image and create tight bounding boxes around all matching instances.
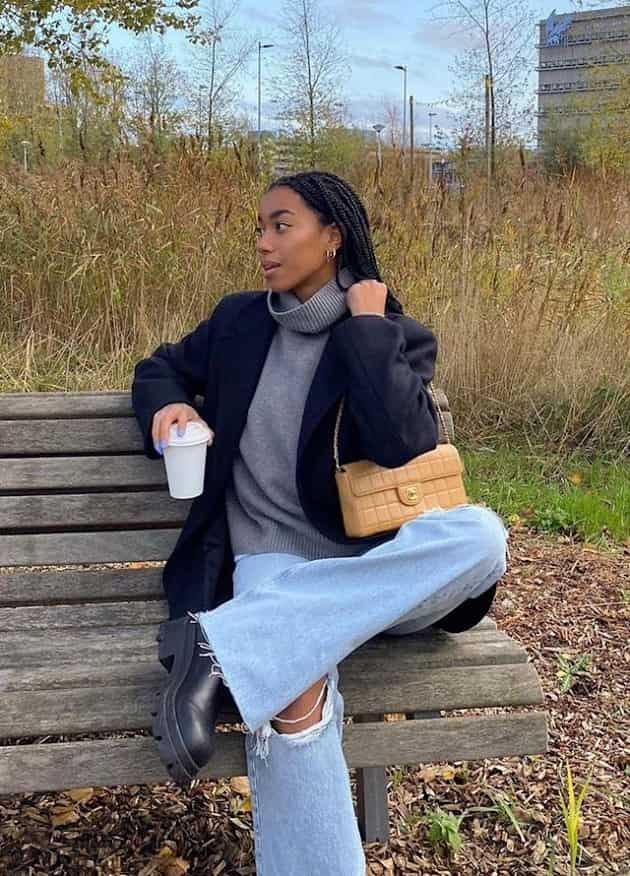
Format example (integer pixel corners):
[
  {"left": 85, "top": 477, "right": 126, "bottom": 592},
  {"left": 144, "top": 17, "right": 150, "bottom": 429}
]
[{"left": 131, "top": 290, "right": 496, "bottom": 631}]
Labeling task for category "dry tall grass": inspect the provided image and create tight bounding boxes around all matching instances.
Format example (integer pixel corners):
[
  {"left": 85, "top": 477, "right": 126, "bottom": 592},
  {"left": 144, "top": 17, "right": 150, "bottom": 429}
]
[{"left": 2, "top": 147, "right": 629, "bottom": 455}]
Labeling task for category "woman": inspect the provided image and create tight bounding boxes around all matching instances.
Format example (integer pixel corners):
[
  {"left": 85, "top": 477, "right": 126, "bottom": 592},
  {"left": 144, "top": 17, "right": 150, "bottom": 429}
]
[{"left": 131, "top": 170, "right": 508, "bottom": 875}]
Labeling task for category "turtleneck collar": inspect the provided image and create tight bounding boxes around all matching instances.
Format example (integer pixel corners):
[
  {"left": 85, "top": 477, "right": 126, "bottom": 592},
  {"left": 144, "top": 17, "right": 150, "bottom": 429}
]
[{"left": 267, "top": 266, "right": 356, "bottom": 334}]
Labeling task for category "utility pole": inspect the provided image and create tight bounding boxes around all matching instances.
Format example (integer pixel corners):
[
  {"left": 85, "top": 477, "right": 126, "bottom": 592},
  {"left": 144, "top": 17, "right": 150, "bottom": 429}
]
[
  {"left": 428, "top": 111, "right": 437, "bottom": 185},
  {"left": 409, "top": 96, "right": 414, "bottom": 189},
  {"left": 257, "top": 41, "right": 274, "bottom": 164}
]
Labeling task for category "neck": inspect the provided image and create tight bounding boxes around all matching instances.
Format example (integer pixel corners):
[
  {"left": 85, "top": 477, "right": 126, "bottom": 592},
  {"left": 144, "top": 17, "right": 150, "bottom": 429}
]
[{"left": 292, "top": 264, "right": 338, "bottom": 303}]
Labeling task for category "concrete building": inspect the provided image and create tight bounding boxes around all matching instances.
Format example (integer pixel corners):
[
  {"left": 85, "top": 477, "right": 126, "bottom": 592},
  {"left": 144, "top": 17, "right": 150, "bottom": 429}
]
[{"left": 536, "top": 5, "right": 630, "bottom": 148}]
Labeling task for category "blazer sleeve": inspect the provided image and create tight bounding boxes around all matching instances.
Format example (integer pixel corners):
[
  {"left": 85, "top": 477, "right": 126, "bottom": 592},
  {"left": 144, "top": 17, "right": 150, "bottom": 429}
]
[
  {"left": 330, "top": 313, "right": 439, "bottom": 468},
  {"left": 132, "top": 310, "right": 218, "bottom": 460}
]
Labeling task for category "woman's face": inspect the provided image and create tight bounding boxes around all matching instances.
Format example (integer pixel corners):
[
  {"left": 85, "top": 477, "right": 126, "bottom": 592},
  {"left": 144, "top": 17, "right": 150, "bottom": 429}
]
[{"left": 256, "top": 186, "right": 342, "bottom": 301}]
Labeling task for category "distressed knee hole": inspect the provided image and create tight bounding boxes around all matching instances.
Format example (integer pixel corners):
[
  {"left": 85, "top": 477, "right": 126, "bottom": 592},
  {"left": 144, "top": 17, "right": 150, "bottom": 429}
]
[{"left": 250, "top": 674, "right": 336, "bottom": 762}]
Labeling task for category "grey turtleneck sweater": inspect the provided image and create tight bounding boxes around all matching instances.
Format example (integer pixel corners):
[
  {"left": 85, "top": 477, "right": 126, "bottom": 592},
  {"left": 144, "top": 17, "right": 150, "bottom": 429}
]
[{"left": 224, "top": 267, "right": 388, "bottom": 560}]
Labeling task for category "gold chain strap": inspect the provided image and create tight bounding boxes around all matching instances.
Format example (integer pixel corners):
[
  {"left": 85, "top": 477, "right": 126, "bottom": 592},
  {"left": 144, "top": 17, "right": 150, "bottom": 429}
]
[{"left": 333, "top": 381, "right": 450, "bottom": 472}]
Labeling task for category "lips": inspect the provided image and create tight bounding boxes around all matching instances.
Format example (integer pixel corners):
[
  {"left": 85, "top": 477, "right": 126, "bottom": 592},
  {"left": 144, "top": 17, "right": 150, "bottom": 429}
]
[{"left": 262, "top": 262, "right": 281, "bottom": 272}]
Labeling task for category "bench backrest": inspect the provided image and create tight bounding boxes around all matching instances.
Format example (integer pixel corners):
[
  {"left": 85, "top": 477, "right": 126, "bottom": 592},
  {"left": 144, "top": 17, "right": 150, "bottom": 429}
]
[{"left": 0, "top": 388, "right": 453, "bottom": 580}]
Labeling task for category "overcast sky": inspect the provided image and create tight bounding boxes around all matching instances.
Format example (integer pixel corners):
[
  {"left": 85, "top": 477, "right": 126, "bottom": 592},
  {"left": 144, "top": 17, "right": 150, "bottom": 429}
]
[{"left": 110, "top": 0, "right": 554, "bottom": 143}]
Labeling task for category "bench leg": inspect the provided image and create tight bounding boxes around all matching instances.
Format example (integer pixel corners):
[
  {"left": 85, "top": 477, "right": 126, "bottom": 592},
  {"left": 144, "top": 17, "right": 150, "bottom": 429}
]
[{"left": 354, "top": 714, "right": 390, "bottom": 843}]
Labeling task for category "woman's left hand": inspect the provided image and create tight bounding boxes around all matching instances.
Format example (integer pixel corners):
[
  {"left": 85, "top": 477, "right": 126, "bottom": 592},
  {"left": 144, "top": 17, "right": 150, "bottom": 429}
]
[{"left": 346, "top": 279, "right": 387, "bottom": 316}]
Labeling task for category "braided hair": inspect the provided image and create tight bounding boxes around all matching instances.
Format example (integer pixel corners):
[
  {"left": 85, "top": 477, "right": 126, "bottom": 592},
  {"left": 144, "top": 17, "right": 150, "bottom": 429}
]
[{"left": 265, "top": 170, "right": 404, "bottom": 315}]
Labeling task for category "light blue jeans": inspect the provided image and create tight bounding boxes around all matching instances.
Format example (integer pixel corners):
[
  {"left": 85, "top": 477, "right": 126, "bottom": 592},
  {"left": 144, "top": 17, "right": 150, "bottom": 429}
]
[{"left": 194, "top": 503, "right": 509, "bottom": 875}]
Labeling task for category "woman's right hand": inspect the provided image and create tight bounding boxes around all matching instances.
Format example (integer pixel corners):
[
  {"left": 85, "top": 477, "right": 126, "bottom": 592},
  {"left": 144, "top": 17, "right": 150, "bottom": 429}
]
[{"left": 151, "top": 403, "right": 214, "bottom": 455}]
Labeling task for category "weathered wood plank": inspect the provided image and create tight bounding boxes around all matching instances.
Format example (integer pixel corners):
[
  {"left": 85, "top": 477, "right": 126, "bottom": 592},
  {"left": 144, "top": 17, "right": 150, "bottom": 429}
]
[
  {"left": 0, "top": 492, "right": 191, "bottom": 531},
  {"left": 0, "top": 712, "right": 547, "bottom": 794},
  {"left": 0, "top": 623, "right": 525, "bottom": 670},
  {"left": 0, "top": 664, "right": 543, "bottom": 737},
  {"left": 1, "top": 529, "right": 180, "bottom": 566},
  {"left": 0, "top": 600, "right": 168, "bottom": 630},
  {"left": 0, "top": 419, "right": 147, "bottom": 455},
  {"left": 0, "top": 568, "right": 164, "bottom": 606},
  {"left": 0, "top": 389, "right": 450, "bottom": 420},
  {"left": 0, "top": 456, "right": 167, "bottom": 491},
  {"left": 0, "top": 600, "right": 500, "bottom": 632},
  {"left": 0, "top": 391, "right": 136, "bottom": 419}
]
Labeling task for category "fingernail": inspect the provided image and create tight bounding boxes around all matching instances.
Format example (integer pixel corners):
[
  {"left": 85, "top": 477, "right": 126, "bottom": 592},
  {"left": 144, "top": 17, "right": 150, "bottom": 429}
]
[
  {"left": 154, "top": 443, "right": 162, "bottom": 455},
  {"left": 177, "top": 426, "right": 185, "bottom": 437}
]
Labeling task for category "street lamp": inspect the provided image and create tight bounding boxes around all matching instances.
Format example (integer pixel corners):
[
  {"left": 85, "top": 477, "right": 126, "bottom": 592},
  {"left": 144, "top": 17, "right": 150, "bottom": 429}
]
[
  {"left": 394, "top": 64, "right": 407, "bottom": 155},
  {"left": 372, "top": 123, "right": 385, "bottom": 173},
  {"left": 258, "top": 41, "right": 274, "bottom": 155},
  {"left": 428, "top": 111, "right": 437, "bottom": 184},
  {"left": 20, "top": 140, "right": 30, "bottom": 173}
]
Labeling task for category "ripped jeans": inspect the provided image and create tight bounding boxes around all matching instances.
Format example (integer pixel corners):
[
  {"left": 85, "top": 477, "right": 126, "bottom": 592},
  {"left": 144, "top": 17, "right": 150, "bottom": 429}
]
[{"left": 193, "top": 504, "right": 509, "bottom": 875}]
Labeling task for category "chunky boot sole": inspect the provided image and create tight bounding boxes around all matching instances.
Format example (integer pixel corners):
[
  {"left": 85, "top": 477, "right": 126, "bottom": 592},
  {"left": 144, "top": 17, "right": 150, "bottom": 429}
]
[{"left": 152, "top": 617, "right": 215, "bottom": 787}]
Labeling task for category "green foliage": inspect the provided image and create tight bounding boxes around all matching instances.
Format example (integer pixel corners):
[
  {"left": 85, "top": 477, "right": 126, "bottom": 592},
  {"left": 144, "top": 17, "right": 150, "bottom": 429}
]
[
  {"left": 465, "top": 790, "right": 526, "bottom": 841},
  {"left": 556, "top": 653, "right": 592, "bottom": 694},
  {"left": 0, "top": 1, "right": 201, "bottom": 71},
  {"left": 558, "top": 761, "right": 593, "bottom": 876},
  {"left": 424, "top": 806, "right": 464, "bottom": 854},
  {"left": 463, "top": 443, "right": 630, "bottom": 544}
]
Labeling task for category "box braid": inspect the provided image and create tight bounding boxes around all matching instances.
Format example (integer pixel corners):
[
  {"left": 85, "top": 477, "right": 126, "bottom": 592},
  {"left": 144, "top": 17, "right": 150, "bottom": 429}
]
[{"left": 266, "top": 170, "right": 404, "bottom": 314}]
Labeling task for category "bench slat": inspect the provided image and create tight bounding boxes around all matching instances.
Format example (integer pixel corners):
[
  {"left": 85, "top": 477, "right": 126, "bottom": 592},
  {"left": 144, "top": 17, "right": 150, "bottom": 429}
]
[
  {"left": 0, "top": 600, "right": 500, "bottom": 632},
  {"left": 0, "top": 624, "right": 524, "bottom": 669},
  {"left": 0, "top": 492, "right": 191, "bottom": 531},
  {"left": 0, "top": 712, "right": 547, "bottom": 794},
  {"left": 0, "top": 389, "right": 451, "bottom": 420},
  {"left": 0, "top": 391, "right": 135, "bottom": 418},
  {"left": 0, "top": 456, "right": 167, "bottom": 491},
  {"left": 0, "top": 568, "right": 164, "bottom": 606},
  {"left": 0, "top": 419, "right": 146, "bottom": 455},
  {"left": 0, "top": 663, "right": 543, "bottom": 738},
  {"left": 1, "top": 529, "right": 179, "bottom": 566}
]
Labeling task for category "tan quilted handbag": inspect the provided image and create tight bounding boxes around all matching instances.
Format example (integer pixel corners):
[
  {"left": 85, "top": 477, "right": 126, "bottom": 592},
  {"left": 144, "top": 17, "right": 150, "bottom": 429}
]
[{"left": 333, "top": 382, "right": 469, "bottom": 537}]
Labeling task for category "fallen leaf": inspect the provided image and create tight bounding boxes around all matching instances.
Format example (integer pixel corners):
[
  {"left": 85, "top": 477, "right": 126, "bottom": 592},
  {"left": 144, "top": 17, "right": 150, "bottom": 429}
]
[
  {"left": 229, "top": 776, "right": 250, "bottom": 796},
  {"left": 66, "top": 787, "right": 94, "bottom": 804},
  {"left": 50, "top": 805, "right": 81, "bottom": 827}
]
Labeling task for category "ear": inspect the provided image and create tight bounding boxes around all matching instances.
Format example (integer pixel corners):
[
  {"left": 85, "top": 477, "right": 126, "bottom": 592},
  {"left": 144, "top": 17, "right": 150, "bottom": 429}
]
[{"left": 327, "top": 223, "right": 343, "bottom": 250}]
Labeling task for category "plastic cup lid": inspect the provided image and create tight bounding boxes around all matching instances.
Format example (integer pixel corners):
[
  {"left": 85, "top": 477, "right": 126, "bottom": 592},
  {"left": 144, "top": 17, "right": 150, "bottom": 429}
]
[{"left": 167, "top": 421, "right": 211, "bottom": 447}]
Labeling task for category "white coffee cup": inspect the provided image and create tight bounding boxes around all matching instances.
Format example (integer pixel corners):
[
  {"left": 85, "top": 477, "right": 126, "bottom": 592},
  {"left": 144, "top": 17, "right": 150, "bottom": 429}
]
[{"left": 163, "top": 421, "right": 212, "bottom": 499}]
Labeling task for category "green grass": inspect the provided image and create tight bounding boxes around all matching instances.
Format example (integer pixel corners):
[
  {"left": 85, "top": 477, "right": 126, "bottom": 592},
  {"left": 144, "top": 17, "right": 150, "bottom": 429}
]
[{"left": 462, "top": 442, "right": 629, "bottom": 546}]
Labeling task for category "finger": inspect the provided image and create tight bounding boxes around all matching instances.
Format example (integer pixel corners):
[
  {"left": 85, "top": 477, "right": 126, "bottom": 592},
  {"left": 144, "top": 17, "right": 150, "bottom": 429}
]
[{"left": 175, "top": 414, "right": 189, "bottom": 438}]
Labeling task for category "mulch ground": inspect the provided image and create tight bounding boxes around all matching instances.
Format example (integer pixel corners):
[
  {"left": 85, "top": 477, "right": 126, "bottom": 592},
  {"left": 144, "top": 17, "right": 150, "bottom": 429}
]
[{"left": 1, "top": 526, "right": 628, "bottom": 875}]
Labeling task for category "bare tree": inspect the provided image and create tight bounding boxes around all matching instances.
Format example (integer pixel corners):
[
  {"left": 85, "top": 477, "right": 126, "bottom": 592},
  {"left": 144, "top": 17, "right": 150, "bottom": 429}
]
[
  {"left": 271, "top": 0, "right": 349, "bottom": 167},
  {"left": 428, "top": 0, "right": 536, "bottom": 176},
  {"left": 124, "top": 35, "right": 186, "bottom": 145},
  {"left": 190, "top": 0, "right": 257, "bottom": 149},
  {"left": 380, "top": 96, "right": 402, "bottom": 148}
]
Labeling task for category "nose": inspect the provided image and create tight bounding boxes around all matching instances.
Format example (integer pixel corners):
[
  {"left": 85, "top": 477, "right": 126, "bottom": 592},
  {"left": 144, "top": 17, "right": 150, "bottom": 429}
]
[{"left": 256, "top": 233, "right": 273, "bottom": 255}]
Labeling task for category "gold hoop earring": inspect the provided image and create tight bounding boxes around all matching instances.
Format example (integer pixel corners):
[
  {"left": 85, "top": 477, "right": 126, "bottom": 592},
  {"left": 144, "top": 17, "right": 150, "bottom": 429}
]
[{"left": 326, "top": 248, "right": 337, "bottom": 262}]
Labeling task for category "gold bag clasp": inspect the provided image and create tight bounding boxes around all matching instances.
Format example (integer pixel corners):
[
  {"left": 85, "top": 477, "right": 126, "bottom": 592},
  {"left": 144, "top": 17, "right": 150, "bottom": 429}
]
[{"left": 397, "top": 483, "right": 421, "bottom": 505}]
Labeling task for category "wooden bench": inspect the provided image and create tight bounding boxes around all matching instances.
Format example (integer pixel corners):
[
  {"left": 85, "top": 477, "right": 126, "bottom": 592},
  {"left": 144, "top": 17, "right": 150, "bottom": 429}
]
[{"left": 0, "top": 390, "right": 548, "bottom": 843}]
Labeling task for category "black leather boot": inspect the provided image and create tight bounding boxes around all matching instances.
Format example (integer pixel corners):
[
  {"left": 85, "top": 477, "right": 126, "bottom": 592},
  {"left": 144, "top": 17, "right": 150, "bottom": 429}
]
[{"left": 152, "top": 612, "right": 226, "bottom": 786}]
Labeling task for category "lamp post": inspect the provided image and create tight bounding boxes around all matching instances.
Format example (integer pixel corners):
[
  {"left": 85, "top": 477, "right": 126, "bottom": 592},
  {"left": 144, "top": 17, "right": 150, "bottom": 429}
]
[
  {"left": 428, "top": 111, "right": 437, "bottom": 184},
  {"left": 258, "top": 41, "right": 274, "bottom": 158},
  {"left": 394, "top": 64, "right": 407, "bottom": 156},
  {"left": 20, "top": 140, "right": 30, "bottom": 172}
]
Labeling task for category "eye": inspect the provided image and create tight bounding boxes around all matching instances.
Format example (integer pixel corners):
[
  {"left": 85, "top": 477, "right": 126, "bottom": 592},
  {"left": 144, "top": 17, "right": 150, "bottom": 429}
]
[{"left": 254, "top": 222, "right": 290, "bottom": 237}]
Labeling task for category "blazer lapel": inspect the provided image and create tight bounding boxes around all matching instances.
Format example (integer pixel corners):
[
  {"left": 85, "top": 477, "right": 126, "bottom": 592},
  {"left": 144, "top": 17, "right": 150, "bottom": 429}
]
[
  {"left": 297, "top": 331, "right": 347, "bottom": 465},
  {"left": 211, "top": 295, "right": 277, "bottom": 489},
  {"left": 211, "top": 295, "right": 353, "bottom": 489}
]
